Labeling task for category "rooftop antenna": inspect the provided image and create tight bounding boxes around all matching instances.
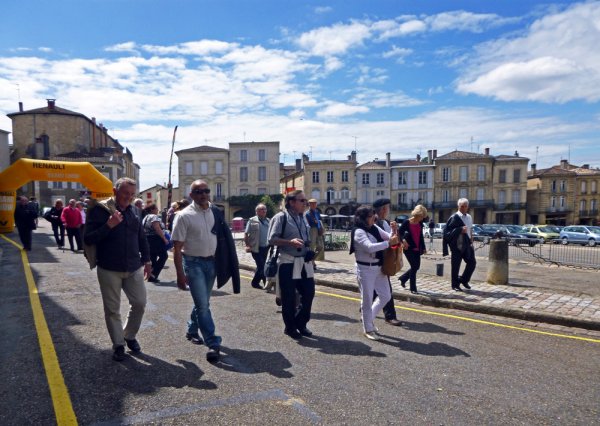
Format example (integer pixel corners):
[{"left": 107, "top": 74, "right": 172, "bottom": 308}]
[
  {"left": 470, "top": 136, "right": 474, "bottom": 152},
  {"left": 309, "top": 145, "right": 313, "bottom": 160},
  {"left": 535, "top": 146, "right": 539, "bottom": 164},
  {"left": 568, "top": 144, "right": 571, "bottom": 164},
  {"left": 351, "top": 136, "right": 357, "bottom": 152},
  {"left": 16, "top": 83, "right": 21, "bottom": 100}
]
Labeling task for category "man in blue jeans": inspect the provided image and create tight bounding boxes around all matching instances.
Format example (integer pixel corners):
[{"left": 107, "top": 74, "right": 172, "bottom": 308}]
[{"left": 172, "top": 179, "right": 240, "bottom": 362}]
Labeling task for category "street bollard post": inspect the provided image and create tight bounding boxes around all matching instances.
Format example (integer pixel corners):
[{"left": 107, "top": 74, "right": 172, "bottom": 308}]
[
  {"left": 436, "top": 263, "right": 444, "bottom": 276},
  {"left": 487, "top": 239, "right": 509, "bottom": 285}
]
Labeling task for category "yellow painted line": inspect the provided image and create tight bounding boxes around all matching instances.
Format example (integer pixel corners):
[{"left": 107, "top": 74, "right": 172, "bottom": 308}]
[
  {"left": 314, "top": 289, "right": 600, "bottom": 344},
  {"left": 1, "top": 234, "right": 78, "bottom": 425}
]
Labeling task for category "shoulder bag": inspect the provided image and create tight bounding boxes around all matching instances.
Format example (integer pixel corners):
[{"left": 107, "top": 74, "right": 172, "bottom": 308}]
[{"left": 264, "top": 213, "right": 287, "bottom": 279}]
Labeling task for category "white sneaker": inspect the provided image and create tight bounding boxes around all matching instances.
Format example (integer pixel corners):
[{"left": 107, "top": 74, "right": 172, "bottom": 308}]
[{"left": 364, "top": 331, "right": 379, "bottom": 341}]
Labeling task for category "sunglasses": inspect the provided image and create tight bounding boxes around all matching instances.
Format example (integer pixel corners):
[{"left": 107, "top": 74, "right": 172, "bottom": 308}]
[
  {"left": 191, "top": 188, "right": 211, "bottom": 195},
  {"left": 294, "top": 198, "right": 307, "bottom": 203}
]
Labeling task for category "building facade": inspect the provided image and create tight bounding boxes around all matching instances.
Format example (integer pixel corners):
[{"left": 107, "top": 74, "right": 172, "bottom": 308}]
[
  {"left": 390, "top": 155, "right": 434, "bottom": 219},
  {"left": 7, "top": 99, "right": 139, "bottom": 207},
  {"left": 228, "top": 141, "right": 280, "bottom": 197}
]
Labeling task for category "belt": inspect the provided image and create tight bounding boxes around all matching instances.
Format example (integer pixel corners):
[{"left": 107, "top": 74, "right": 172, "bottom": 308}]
[
  {"left": 356, "top": 260, "right": 382, "bottom": 266},
  {"left": 186, "top": 255, "right": 215, "bottom": 260}
]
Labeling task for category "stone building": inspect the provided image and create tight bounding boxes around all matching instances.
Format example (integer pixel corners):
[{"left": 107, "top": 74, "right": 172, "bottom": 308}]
[
  {"left": 527, "top": 160, "right": 600, "bottom": 225},
  {"left": 0, "top": 129, "right": 9, "bottom": 172},
  {"left": 390, "top": 154, "right": 435, "bottom": 220},
  {"left": 433, "top": 148, "right": 528, "bottom": 224},
  {"left": 7, "top": 99, "right": 139, "bottom": 207},
  {"left": 356, "top": 152, "right": 394, "bottom": 206}
]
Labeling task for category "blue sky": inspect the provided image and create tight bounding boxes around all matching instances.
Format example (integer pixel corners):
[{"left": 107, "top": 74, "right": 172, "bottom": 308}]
[{"left": 2, "top": 1, "right": 599, "bottom": 191}]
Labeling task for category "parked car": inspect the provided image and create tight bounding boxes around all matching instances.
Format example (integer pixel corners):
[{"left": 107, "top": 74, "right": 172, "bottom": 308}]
[
  {"left": 559, "top": 226, "right": 600, "bottom": 246},
  {"left": 521, "top": 225, "right": 561, "bottom": 243},
  {"left": 471, "top": 224, "right": 488, "bottom": 242},
  {"left": 479, "top": 224, "right": 542, "bottom": 246}
]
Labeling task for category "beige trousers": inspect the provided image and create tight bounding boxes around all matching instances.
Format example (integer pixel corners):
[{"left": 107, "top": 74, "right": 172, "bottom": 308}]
[{"left": 97, "top": 266, "right": 147, "bottom": 349}]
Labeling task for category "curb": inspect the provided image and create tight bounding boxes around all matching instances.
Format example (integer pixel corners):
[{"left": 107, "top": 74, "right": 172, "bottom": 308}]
[{"left": 238, "top": 263, "right": 600, "bottom": 332}]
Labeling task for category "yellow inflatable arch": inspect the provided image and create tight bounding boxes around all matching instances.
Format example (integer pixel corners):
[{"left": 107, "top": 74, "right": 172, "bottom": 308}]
[{"left": 0, "top": 158, "right": 114, "bottom": 233}]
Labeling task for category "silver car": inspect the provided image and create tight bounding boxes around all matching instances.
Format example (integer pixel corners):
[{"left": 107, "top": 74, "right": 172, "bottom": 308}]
[{"left": 559, "top": 225, "right": 600, "bottom": 246}]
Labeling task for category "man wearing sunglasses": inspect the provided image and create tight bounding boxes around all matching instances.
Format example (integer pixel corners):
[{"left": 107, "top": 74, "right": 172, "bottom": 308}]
[
  {"left": 172, "top": 179, "right": 240, "bottom": 363},
  {"left": 267, "top": 190, "right": 315, "bottom": 339}
]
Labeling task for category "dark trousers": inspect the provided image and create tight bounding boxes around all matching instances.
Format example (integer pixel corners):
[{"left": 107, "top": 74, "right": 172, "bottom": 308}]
[
  {"left": 399, "top": 250, "right": 421, "bottom": 292},
  {"left": 451, "top": 245, "right": 476, "bottom": 287},
  {"left": 17, "top": 225, "right": 33, "bottom": 251},
  {"left": 251, "top": 246, "right": 269, "bottom": 286},
  {"left": 148, "top": 235, "right": 168, "bottom": 279},
  {"left": 52, "top": 222, "right": 65, "bottom": 247},
  {"left": 278, "top": 263, "right": 315, "bottom": 332},
  {"left": 66, "top": 227, "right": 82, "bottom": 251},
  {"left": 377, "top": 278, "right": 398, "bottom": 320}
]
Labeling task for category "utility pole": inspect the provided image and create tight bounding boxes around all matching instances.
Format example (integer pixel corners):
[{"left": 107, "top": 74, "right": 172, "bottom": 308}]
[{"left": 167, "top": 125, "right": 178, "bottom": 208}]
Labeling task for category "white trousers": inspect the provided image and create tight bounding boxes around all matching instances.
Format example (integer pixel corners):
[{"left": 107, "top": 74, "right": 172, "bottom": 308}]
[{"left": 356, "top": 264, "right": 391, "bottom": 333}]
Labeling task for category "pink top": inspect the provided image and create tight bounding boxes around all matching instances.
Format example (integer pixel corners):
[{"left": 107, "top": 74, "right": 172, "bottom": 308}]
[{"left": 409, "top": 222, "right": 421, "bottom": 251}]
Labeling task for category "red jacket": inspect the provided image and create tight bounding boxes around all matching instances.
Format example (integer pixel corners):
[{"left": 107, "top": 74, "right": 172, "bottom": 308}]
[{"left": 61, "top": 206, "right": 83, "bottom": 228}]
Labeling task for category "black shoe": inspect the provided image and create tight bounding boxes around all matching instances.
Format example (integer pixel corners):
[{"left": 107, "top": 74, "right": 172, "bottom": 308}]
[
  {"left": 112, "top": 346, "right": 126, "bottom": 361},
  {"left": 186, "top": 332, "right": 204, "bottom": 345},
  {"left": 275, "top": 297, "right": 282, "bottom": 306},
  {"left": 385, "top": 318, "right": 403, "bottom": 326},
  {"left": 298, "top": 327, "right": 313, "bottom": 337},
  {"left": 410, "top": 290, "right": 418, "bottom": 294},
  {"left": 124, "top": 338, "right": 141, "bottom": 352},
  {"left": 462, "top": 282, "right": 471, "bottom": 290},
  {"left": 452, "top": 286, "right": 463, "bottom": 292},
  {"left": 206, "top": 347, "right": 220, "bottom": 362},
  {"left": 399, "top": 278, "right": 407, "bottom": 288},
  {"left": 284, "top": 328, "right": 302, "bottom": 339},
  {"left": 251, "top": 282, "right": 262, "bottom": 289}
]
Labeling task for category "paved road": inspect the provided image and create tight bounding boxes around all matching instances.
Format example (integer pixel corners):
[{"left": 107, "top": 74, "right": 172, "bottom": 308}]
[{"left": 1, "top": 230, "right": 599, "bottom": 425}]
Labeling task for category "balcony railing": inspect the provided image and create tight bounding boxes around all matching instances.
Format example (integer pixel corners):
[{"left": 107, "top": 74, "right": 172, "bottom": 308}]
[
  {"left": 579, "top": 209, "right": 599, "bottom": 217},
  {"left": 494, "top": 202, "right": 527, "bottom": 211},
  {"left": 546, "top": 207, "right": 571, "bottom": 213}
]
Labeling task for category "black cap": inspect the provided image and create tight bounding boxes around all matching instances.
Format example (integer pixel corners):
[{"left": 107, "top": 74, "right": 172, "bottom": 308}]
[{"left": 373, "top": 198, "right": 391, "bottom": 209}]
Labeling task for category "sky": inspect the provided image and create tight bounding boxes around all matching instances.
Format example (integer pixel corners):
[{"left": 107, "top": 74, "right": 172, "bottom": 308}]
[{"left": 1, "top": 0, "right": 599, "bottom": 191}]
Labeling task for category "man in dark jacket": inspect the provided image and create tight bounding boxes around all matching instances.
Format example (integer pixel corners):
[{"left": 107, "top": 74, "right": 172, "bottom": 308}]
[
  {"left": 84, "top": 177, "right": 152, "bottom": 361},
  {"left": 14, "top": 196, "right": 37, "bottom": 251},
  {"left": 172, "top": 179, "right": 240, "bottom": 363},
  {"left": 443, "top": 198, "right": 476, "bottom": 291}
]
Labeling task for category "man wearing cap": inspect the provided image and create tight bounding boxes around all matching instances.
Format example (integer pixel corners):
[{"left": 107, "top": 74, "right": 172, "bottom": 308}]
[
  {"left": 373, "top": 198, "right": 403, "bottom": 326},
  {"left": 305, "top": 199, "right": 325, "bottom": 266}
]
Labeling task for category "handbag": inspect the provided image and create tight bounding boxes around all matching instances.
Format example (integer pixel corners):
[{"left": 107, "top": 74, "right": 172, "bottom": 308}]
[
  {"left": 381, "top": 244, "right": 403, "bottom": 276},
  {"left": 264, "top": 212, "right": 288, "bottom": 279},
  {"left": 164, "top": 230, "right": 173, "bottom": 250}
]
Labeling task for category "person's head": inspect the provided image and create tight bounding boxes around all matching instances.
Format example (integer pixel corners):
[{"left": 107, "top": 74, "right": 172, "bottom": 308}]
[
  {"left": 68, "top": 198, "right": 76, "bottom": 208},
  {"left": 410, "top": 204, "right": 428, "bottom": 222},
  {"left": 177, "top": 199, "right": 190, "bottom": 210},
  {"left": 308, "top": 199, "right": 318, "bottom": 210},
  {"left": 134, "top": 198, "right": 143, "bottom": 209},
  {"left": 18, "top": 196, "right": 28, "bottom": 205},
  {"left": 457, "top": 198, "right": 469, "bottom": 215},
  {"left": 170, "top": 202, "right": 178, "bottom": 210},
  {"left": 55, "top": 199, "right": 63, "bottom": 208},
  {"left": 113, "top": 177, "right": 137, "bottom": 210},
  {"left": 75, "top": 201, "right": 84, "bottom": 210},
  {"left": 353, "top": 205, "right": 376, "bottom": 229},
  {"left": 373, "top": 198, "right": 391, "bottom": 220},
  {"left": 255, "top": 203, "right": 267, "bottom": 218},
  {"left": 285, "top": 190, "right": 307, "bottom": 214},
  {"left": 143, "top": 203, "right": 158, "bottom": 216},
  {"left": 189, "top": 180, "right": 210, "bottom": 207}
]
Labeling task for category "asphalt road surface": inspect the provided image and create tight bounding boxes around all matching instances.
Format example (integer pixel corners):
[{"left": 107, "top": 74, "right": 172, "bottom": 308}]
[{"left": 1, "top": 231, "right": 599, "bottom": 425}]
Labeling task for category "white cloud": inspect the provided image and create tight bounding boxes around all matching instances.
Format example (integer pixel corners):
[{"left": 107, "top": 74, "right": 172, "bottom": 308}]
[
  {"left": 425, "top": 11, "right": 518, "bottom": 33},
  {"left": 296, "top": 21, "right": 371, "bottom": 56},
  {"left": 350, "top": 88, "right": 424, "bottom": 108},
  {"left": 456, "top": 2, "right": 600, "bottom": 103},
  {"left": 317, "top": 102, "right": 369, "bottom": 117},
  {"left": 314, "top": 6, "right": 332, "bottom": 15},
  {"left": 105, "top": 41, "right": 138, "bottom": 53},
  {"left": 382, "top": 45, "right": 413, "bottom": 63}
]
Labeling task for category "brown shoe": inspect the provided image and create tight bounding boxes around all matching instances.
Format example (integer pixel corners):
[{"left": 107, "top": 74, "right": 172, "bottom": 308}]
[{"left": 385, "top": 318, "right": 403, "bottom": 326}]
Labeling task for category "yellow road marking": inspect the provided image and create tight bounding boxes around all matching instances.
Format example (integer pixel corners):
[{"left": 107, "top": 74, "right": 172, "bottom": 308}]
[
  {"left": 239, "top": 271, "right": 600, "bottom": 344},
  {"left": 1, "top": 234, "right": 78, "bottom": 425}
]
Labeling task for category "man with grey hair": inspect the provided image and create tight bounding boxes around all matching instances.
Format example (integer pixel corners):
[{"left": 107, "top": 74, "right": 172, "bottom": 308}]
[
  {"left": 244, "top": 203, "right": 270, "bottom": 289},
  {"left": 84, "top": 177, "right": 151, "bottom": 361},
  {"left": 443, "top": 198, "right": 476, "bottom": 291},
  {"left": 133, "top": 198, "right": 144, "bottom": 219}
]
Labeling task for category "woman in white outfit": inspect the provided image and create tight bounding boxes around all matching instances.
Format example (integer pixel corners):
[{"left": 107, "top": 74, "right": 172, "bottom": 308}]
[{"left": 349, "top": 206, "right": 399, "bottom": 341}]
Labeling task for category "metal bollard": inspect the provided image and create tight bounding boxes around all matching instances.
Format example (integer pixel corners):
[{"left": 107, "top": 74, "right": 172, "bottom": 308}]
[
  {"left": 436, "top": 263, "right": 444, "bottom": 276},
  {"left": 487, "top": 239, "right": 509, "bottom": 285}
]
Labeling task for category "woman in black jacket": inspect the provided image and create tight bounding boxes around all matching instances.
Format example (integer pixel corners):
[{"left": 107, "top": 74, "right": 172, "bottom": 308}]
[
  {"left": 398, "top": 205, "right": 428, "bottom": 294},
  {"left": 46, "top": 199, "right": 65, "bottom": 248}
]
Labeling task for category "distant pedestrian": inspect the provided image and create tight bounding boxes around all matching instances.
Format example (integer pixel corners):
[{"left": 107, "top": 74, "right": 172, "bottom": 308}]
[
  {"left": 350, "top": 205, "right": 399, "bottom": 341},
  {"left": 28, "top": 196, "right": 40, "bottom": 227},
  {"left": 305, "top": 199, "right": 325, "bottom": 267},
  {"left": 61, "top": 199, "right": 83, "bottom": 252},
  {"left": 46, "top": 199, "right": 65, "bottom": 248},
  {"left": 398, "top": 205, "right": 428, "bottom": 294},
  {"left": 133, "top": 198, "right": 144, "bottom": 219},
  {"left": 14, "top": 196, "right": 37, "bottom": 251},
  {"left": 142, "top": 204, "right": 169, "bottom": 283},
  {"left": 83, "top": 177, "right": 152, "bottom": 361},
  {"left": 172, "top": 179, "right": 240, "bottom": 362},
  {"left": 76, "top": 201, "right": 86, "bottom": 235},
  {"left": 166, "top": 202, "right": 178, "bottom": 232},
  {"left": 244, "top": 203, "right": 270, "bottom": 289},
  {"left": 443, "top": 198, "right": 476, "bottom": 291}
]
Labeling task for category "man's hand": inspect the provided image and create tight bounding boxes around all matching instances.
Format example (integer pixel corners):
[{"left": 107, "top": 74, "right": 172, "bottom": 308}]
[
  {"left": 143, "top": 262, "right": 152, "bottom": 280},
  {"left": 176, "top": 274, "right": 189, "bottom": 291},
  {"left": 289, "top": 238, "right": 304, "bottom": 249},
  {"left": 389, "top": 235, "right": 399, "bottom": 246},
  {"left": 107, "top": 211, "right": 123, "bottom": 228},
  {"left": 461, "top": 225, "right": 468, "bottom": 234}
]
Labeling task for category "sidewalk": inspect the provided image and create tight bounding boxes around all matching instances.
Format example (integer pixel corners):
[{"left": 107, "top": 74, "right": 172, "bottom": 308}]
[{"left": 236, "top": 247, "right": 600, "bottom": 332}]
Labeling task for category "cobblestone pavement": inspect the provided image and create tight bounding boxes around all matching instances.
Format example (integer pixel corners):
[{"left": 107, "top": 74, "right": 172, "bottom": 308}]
[{"left": 236, "top": 247, "right": 600, "bottom": 332}]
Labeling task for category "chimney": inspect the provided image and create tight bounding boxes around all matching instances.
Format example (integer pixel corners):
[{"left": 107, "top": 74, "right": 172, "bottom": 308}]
[
  {"left": 583, "top": 164, "right": 590, "bottom": 169},
  {"left": 351, "top": 150, "right": 357, "bottom": 162},
  {"left": 416, "top": 153, "right": 421, "bottom": 162},
  {"left": 47, "top": 99, "right": 56, "bottom": 109},
  {"left": 386, "top": 152, "right": 391, "bottom": 168},
  {"left": 295, "top": 158, "right": 302, "bottom": 171},
  {"left": 531, "top": 163, "right": 536, "bottom": 174},
  {"left": 427, "top": 150, "right": 433, "bottom": 163},
  {"left": 514, "top": 150, "right": 519, "bottom": 157},
  {"left": 433, "top": 149, "right": 437, "bottom": 159},
  {"left": 484, "top": 147, "right": 490, "bottom": 156},
  {"left": 560, "top": 159, "right": 568, "bottom": 169},
  {"left": 18, "top": 102, "right": 23, "bottom": 112}
]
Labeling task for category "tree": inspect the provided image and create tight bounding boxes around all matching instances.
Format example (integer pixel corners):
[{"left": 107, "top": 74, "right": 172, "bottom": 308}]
[{"left": 228, "top": 194, "right": 283, "bottom": 218}]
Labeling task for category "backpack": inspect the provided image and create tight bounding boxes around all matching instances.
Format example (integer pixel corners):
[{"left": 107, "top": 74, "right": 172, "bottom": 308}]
[{"left": 83, "top": 198, "right": 116, "bottom": 270}]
